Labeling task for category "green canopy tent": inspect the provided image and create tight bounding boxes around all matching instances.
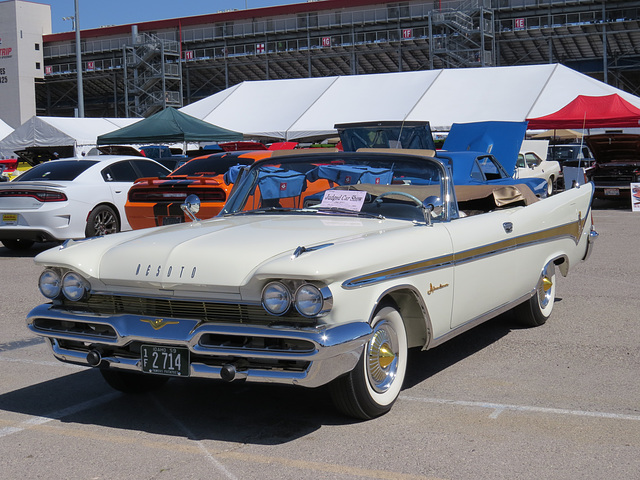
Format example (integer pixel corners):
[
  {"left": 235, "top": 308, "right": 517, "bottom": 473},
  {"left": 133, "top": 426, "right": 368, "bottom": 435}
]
[{"left": 96, "top": 107, "right": 243, "bottom": 145}]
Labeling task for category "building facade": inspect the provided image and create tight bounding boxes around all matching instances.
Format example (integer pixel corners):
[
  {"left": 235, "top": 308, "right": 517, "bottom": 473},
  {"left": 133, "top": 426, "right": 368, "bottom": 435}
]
[{"left": 0, "top": 0, "right": 50, "bottom": 128}]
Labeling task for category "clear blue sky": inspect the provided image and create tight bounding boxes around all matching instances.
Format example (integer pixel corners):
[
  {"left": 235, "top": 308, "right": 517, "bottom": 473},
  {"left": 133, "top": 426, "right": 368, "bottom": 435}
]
[{"left": 44, "top": 0, "right": 298, "bottom": 33}]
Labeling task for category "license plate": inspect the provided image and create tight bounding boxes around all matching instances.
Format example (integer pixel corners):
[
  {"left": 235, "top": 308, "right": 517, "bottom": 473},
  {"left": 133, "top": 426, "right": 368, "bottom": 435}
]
[
  {"left": 1, "top": 213, "right": 17, "bottom": 225},
  {"left": 604, "top": 188, "right": 620, "bottom": 196},
  {"left": 162, "top": 216, "right": 184, "bottom": 226},
  {"left": 141, "top": 345, "right": 189, "bottom": 376}
]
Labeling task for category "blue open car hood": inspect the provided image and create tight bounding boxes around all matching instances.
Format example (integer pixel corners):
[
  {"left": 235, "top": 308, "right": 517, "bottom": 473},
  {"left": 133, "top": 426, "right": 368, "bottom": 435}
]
[{"left": 441, "top": 121, "right": 527, "bottom": 176}]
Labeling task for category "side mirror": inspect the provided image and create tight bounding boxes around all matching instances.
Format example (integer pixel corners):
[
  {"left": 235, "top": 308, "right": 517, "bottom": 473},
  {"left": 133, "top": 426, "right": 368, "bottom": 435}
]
[{"left": 181, "top": 194, "right": 201, "bottom": 222}]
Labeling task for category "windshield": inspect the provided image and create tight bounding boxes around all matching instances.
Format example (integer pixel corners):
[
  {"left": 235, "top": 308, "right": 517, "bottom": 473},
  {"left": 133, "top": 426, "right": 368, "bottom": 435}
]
[
  {"left": 222, "top": 152, "right": 449, "bottom": 221},
  {"left": 16, "top": 160, "right": 97, "bottom": 181},
  {"left": 548, "top": 146, "right": 581, "bottom": 161},
  {"left": 171, "top": 154, "right": 257, "bottom": 177},
  {"left": 338, "top": 124, "right": 436, "bottom": 151}
]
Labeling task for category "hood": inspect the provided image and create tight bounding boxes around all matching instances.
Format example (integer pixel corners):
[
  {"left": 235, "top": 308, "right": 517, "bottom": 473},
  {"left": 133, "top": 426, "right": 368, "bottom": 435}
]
[
  {"left": 585, "top": 134, "right": 640, "bottom": 164},
  {"left": 442, "top": 121, "right": 527, "bottom": 175},
  {"left": 35, "top": 214, "right": 411, "bottom": 292}
]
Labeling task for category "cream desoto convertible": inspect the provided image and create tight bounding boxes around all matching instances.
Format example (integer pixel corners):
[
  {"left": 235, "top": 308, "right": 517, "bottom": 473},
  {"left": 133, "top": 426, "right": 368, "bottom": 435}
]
[{"left": 27, "top": 151, "right": 597, "bottom": 419}]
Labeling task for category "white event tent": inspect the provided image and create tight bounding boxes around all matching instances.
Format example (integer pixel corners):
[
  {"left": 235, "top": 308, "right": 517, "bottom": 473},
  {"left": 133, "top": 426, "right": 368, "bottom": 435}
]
[
  {"left": 0, "top": 116, "right": 140, "bottom": 158},
  {"left": 181, "top": 63, "right": 640, "bottom": 141},
  {"left": 0, "top": 118, "right": 13, "bottom": 144}
]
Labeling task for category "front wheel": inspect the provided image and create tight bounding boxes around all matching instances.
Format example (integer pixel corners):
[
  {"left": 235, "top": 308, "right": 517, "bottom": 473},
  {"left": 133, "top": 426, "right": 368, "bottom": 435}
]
[
  {"left": 329, "top": 304, "right": 408, "bottom": 419},
  {"left": 515, "top": 263, "right": 556, "bottom": 327},
  {"left": 85, "top": 205, "right": 120, "bottom": 237},
  {"left": 100, "top": 369, "right": 169, "bottom": 394}
]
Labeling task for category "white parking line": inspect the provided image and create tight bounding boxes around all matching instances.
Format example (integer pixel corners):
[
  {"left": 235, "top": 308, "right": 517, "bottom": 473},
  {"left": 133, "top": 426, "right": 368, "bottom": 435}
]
[
  {"left": 0, "top": 392, "right": 120, "bottom": 438},
  {"left": 150, "top": 395, "right": 239, "bottom": 480},
  {"left": 400, "top": 395, "right": 640, "bottom": 421}
]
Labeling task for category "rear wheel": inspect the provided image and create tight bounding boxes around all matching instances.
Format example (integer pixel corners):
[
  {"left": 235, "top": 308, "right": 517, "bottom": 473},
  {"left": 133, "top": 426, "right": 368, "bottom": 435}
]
[
  {"left": 85, "top": 205, "right": 119, "bottom": 237},
  {"left": 1, "top": 239, "right": 34, "bottom": 250},
  {"left": 515, "top": 263, "right": 556, "bottom": 327},
  {"left": 329, "top": 304, "right": 408, "bottom": 419},
  {"left": 546, "top": 177, "right": 555, "bottom": 196},
  {"left": 100, "top": 369, "right": 169, "bottom": 394}
]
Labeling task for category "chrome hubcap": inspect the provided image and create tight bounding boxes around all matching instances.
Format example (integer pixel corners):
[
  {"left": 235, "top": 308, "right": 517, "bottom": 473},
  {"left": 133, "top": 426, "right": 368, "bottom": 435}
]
[
  {"left": 367, "top": 321, "right": 399, "bottom": 393},
  {"left": 538, "top": 266, "right": 554, "bottom": 309}
]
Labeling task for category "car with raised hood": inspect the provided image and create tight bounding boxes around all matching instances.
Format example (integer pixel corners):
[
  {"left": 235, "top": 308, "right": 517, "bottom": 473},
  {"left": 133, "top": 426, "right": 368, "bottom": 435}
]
[
  {"left": 516, "top": 140, "right": 561, "bottom": 196},
  {"left": 125, "top": 150, "right": 275, "bottom": 229},
  {"left": 439, "top": 121, "right": 549, "bottom": 196},
  {"left": 585, "top": 133, "right": 640, "bottom": 200},
  {"left": 27, "top": 150, "right": 597, "bottom": 419},
  {"left": 0, "top": 156, "right": 170, "bottom": 250}
]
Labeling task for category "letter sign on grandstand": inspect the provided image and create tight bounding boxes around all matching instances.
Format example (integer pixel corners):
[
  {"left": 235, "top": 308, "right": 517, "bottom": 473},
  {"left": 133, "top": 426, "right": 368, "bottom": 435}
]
[
  {"left": 514, "top": 18, "right": 525, "bottom": 29},
  {"left": 322, "top": 37, "right": 331, "bottom": 47},
  {"left": 256, "top": 43, "right": 265, "bottom": 54},
  {"left": 402, "top": 29, "right": 412, "bottom": 39},
  {"left": 184, "top": 50, "right": 194, "bottom": 60},
  {"left": 87, "top": 61, "right": 94, "bottom": 71}
]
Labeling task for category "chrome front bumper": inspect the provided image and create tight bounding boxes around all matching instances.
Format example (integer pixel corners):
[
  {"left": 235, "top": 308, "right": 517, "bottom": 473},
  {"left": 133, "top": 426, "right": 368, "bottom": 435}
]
[{"left": 27, "top": 303, "right": 373, "bottom": 388}]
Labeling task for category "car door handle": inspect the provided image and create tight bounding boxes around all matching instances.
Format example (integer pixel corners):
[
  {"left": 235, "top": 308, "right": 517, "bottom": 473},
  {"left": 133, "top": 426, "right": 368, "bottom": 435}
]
[{"left": 503, "top": 222, "right": 513, "bottom": 234}]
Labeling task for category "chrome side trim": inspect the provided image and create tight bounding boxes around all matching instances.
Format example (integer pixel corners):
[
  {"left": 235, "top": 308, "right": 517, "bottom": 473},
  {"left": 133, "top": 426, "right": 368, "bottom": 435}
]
[{"left": 343, "top": 215, "right": 588, "bottom": 290}]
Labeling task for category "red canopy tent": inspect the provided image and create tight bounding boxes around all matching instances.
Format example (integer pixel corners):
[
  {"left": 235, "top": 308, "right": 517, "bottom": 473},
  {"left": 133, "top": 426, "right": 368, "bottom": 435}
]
[{"left": 526, "top": 94, "right": 640, "bottom": 129}]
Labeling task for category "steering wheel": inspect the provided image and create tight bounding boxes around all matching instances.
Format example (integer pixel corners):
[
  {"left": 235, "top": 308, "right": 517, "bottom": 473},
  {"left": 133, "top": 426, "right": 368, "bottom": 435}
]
[{"left": 374, "top": 191, "right": 425, "bottom": 208}]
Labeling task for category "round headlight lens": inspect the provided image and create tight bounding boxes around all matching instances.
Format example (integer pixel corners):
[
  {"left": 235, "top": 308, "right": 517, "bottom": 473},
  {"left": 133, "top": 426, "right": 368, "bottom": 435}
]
[
  {"left": 39, "top": 269, "right": 61, "bottom": 299},
  {"left": 262, "top": 281, "right": 291, "bottom": 315},
  {"left": 294, "top": 284, "right": 323, "bottom": 317},
  {"left": 62, "top": 272, "right": 90, "bottom": 301}
]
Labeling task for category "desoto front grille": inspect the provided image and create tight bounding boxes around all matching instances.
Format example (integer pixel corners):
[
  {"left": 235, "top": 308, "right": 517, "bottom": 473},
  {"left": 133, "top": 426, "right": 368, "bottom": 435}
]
[{"left": 60, "top": 294, "right": 316, "bottom": 326}]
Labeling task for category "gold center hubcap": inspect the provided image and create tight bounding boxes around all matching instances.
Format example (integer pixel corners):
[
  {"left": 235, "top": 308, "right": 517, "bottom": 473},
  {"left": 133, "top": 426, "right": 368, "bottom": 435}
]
[{"left": 378, "top": 343, "right": 395, "bottom": 369}]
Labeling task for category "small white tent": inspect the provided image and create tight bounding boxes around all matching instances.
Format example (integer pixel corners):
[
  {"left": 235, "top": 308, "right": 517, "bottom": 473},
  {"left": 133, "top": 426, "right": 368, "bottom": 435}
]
[
  {"left": 181, "top": 64, "right": 640, "bottom": 141},
  {"left": 0, "top": 116, "right": 140, "bottom": 158},
  {"left": 0, "top": 118, "right": 13, "bottom": 145}
]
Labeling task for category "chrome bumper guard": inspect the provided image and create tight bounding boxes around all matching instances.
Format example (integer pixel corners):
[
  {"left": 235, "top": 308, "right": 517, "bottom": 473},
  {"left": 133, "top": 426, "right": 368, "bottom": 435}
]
[{"left": 26, "top": 303, "right": 372, "bottom": 388}]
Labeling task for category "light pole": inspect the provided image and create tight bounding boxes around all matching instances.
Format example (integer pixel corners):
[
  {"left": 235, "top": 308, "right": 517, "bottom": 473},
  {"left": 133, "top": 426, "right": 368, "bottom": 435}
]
[
  {"left": 66, "top": 1, "right": 85, "bottom": 117},
  {"left": 75, "top": 0, "right": 84, "bottom": 117}
]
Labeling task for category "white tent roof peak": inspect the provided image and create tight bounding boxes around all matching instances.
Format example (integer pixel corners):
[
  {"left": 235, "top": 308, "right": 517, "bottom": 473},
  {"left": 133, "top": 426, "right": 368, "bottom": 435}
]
[
  {"left": 180, "top": 64, "right": 640, "bottom": 140},
  {"left": 0, "top": 116, "right": 140, "bottom": 157}
]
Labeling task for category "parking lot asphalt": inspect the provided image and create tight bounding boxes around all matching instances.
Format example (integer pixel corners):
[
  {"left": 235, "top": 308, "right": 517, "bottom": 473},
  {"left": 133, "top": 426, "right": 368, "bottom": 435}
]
[{"left": 1, "top": 199, "right": 639, "bottom": 480}]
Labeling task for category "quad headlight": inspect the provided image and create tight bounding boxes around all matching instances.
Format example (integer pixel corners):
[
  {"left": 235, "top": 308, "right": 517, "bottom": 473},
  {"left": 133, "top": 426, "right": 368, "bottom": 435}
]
[
  {"left": 38, "top": 269, "right": 62, "bottom": 299},
  {"left": 261, "top": 280, "right": 332, "bottom": 318},
  {"left": 294, "top": 284, "right": 324, "bottom": 317},
  {"left": 262, "top": 281, "right": 291, "bottom": 315},
  {"left": 61, "top": 271, "right": 90, "bottom": 301}
]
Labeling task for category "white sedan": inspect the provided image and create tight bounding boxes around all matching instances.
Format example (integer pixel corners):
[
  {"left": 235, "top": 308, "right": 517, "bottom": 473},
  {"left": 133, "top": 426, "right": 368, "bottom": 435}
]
[
  {"left": 26, "top": 150, "right": 596, "bottom": 419},
  {"left": 0, "top": 155, "right": 170, "bottom": 250}
]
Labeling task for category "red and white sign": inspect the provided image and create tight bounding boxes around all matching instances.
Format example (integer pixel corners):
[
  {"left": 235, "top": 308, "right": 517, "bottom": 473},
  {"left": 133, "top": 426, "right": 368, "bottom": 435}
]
[
  {"left": 280, "top": 182, "right": 287, "bottom": 191},
  {"left": 322, "top": 37, "right": 331, "bottom": 47},
  {"left": 514, "top": 18, "right": 525, "bottom": 29},
  {"left": 184, "top": 50, "right": 194, "bottom": 61},
  {"left": 256, "top": 43, "right": 265, "bottom": 54},
  {"left": 86, "top": 61, "right": 94, "bottom": 71},
  {"left": 402, "top": 29, "right": 413, "bottom": 39},
  {"left": 45, "top": 66, "right": 52, "bottom": 74}
]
